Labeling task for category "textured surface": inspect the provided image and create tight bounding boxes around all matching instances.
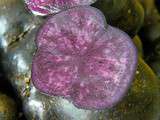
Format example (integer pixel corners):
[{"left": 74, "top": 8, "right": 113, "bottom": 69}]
[
  {"left": 25, "top": 0, "right": 97, "bottom": 15},
  {"left": 92, "top": 0, "right": 144, "bottom": 37},
  {"left": 109, "top": 58, "right": 160, "bottom": 120},
  {"left": 0, "top": 93, "right": 17, "bottom": 120},
  {"left": 36, "top": 6, "right": 107, "bottom": 48},
  {"left": 32, "top": 6, "right": 138, "bottom": 109},
  {"left": 0, "top": 0, "right": 160, "bottom": 120},
  {"left": 0, "top": 2, "right": 108, "bottom": 118}
]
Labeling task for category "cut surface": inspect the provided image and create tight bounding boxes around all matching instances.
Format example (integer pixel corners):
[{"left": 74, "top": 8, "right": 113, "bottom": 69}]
[
  {"left": 25, "top": 0, "right": 97, "bottom": 15},
  {"left": 32, "top": 7, "right": 137, "bottom": 109},
  {"left": 36, "top": 6, "right": 107, "bottom": 53}
]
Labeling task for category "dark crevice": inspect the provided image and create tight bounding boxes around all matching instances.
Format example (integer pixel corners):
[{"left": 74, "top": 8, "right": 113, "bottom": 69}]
[
  {"left": 0, "top": 53, "right": 26, "bottom": 120},
  {"left": 8, "top": 30, "right": 29, "bottom": 47}
]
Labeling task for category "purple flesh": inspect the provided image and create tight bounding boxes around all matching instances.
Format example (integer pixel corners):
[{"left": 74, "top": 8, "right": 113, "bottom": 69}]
[
  {"left": 32, "top": 6, "right": 137, "bottom": 109},
  {"left": 24, "top": 0, "right": 97, "bottom": 16},
  {"left": 36, "top": 6, "right": 107, "bottom": 52}
]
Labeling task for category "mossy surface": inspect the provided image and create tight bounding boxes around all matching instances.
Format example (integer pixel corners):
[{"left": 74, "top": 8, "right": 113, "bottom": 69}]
[
  {"left": 93, "top": 0, "right": 144, "bottom": 37},
  {"left": 108, "top": 58, "right": 160, "bottom": 120},
  {"left": 0, "top": 93, "right": 17, "bottom": 120}
]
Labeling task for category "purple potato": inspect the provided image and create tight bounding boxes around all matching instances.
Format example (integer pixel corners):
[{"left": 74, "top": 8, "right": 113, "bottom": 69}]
[
  {"left": 24, "top": 0, "right": 97, "bottom": 16},
  {"left": 32, "top": 6, "right": 138, "bottom": 110}
]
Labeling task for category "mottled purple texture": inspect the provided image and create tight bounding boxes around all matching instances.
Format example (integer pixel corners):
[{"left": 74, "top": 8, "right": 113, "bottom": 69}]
[
  {"left": 32, "top": 6, "right": 137, "bottom": 109},
  {"left": 25, "top": 0, "right": 97, "bottom": 15}
]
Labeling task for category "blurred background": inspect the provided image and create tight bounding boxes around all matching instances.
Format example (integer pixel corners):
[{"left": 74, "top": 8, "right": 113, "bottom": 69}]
[{"left": 0, "top": 0, "right": 160, "bottom": 120}]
